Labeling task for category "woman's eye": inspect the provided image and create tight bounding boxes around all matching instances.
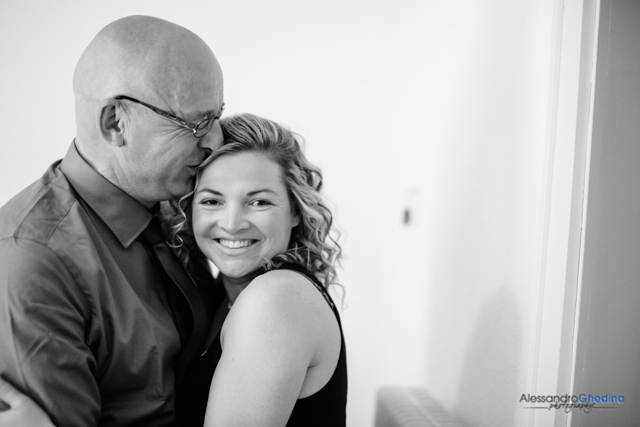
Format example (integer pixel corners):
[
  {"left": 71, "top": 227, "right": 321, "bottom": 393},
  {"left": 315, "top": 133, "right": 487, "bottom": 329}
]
[
  {"left": 200, "top": 199, "right": 222, "bottom": 206},
  {"left": 249, "top": 199, "right": 272, "bottom": 207}
]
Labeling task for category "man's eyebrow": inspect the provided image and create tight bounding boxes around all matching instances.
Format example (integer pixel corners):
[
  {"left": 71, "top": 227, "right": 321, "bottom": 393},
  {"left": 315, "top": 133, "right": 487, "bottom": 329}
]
[
  {"left": 189, "top": 103, "right": 225, "bottom": 122},
  {"left": 204, "top": 103, "right": 226, "bottom": 119}
]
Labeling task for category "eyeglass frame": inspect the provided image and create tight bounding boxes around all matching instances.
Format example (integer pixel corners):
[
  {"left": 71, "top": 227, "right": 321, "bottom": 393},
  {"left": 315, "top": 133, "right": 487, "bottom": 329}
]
[{"left": 114, "top": 95, "right": 224, "bottom": 138}]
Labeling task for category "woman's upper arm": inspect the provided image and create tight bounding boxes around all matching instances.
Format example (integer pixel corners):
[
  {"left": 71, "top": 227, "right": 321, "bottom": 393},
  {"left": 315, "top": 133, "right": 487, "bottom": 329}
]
[{"left": 203, "top": 271, "right": 323, "bottom": 427}]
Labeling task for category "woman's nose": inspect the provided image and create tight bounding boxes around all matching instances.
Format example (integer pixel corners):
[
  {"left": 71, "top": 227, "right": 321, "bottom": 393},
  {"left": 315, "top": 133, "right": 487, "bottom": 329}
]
[{"left": 219, "top": 205, "right": 250, "bottom": 233}]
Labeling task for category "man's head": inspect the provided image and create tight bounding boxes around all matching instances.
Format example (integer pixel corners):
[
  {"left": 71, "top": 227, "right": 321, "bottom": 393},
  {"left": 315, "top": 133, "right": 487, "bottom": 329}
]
[{"left": 73, "top": 15, "right": 224, "bottom": 206}]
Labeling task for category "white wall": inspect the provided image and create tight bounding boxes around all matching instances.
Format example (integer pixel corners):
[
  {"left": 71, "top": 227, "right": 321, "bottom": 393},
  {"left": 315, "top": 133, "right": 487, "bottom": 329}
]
[
  {"left": 0, "top": 1, "right": 563, "bottom": 426},
  {"left": 413, "top": 3, "right": 556, "bottom": 427}
]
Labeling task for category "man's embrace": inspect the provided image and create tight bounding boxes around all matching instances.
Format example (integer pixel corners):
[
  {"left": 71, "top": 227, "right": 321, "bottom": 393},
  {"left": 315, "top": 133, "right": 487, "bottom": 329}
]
[{"left": 0, "top": 15, "right": 224, "bottom": 426}]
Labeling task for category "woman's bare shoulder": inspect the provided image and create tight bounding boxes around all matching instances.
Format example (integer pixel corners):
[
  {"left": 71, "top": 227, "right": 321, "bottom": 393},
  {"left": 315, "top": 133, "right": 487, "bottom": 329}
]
[
  {"left": 224, "top": 268, "right": 336, "bottom": 343},
  {"left": 242, "top": 269, "right": 327, "bottom": 308}
]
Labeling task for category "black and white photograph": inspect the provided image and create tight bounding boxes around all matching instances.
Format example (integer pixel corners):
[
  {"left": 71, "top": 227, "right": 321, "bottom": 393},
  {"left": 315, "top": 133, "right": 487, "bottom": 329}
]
[{"left": 0, "top": 1, "right": 638, "bottom": 426}]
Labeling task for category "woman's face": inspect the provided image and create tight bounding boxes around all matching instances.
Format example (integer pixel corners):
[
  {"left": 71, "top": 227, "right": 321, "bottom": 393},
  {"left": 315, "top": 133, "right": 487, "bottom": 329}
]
[{"left": 192, "top": 151, "right": 300, "bottom": 283}]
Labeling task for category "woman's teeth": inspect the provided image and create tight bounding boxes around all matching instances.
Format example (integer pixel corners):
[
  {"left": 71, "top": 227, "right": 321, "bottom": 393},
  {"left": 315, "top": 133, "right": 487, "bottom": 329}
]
[{"left": 218, "top": 239, "right": 255, "bottom": 249}]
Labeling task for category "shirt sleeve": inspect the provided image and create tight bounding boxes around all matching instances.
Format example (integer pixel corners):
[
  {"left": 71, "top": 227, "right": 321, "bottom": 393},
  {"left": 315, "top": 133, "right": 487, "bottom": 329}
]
[{"left": 0, "top": 237, "right": 100, "bottom": 427}]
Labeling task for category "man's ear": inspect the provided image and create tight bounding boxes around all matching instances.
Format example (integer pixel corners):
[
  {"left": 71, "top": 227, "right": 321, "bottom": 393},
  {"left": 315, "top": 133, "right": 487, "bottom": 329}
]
[{"left": 99, "top": 101, "right": 125, "bottom": 147}]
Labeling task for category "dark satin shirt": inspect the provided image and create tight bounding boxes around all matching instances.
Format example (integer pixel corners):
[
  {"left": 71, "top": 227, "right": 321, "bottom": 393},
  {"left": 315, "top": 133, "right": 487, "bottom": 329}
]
[{"left": 0, "top": 143, "right": 209, "bottom": 426}]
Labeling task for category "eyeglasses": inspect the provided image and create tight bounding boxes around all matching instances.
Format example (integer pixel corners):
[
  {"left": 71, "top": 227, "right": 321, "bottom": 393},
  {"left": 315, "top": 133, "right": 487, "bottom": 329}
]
[{"left": 115, "top": 95, "right": 224, "bottom": 138}]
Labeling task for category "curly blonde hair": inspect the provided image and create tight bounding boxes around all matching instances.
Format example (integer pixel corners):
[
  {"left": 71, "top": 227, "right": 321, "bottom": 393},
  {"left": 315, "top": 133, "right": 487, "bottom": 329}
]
[{"left": 163, "top": 113, "right": 341, "bottom": 289}]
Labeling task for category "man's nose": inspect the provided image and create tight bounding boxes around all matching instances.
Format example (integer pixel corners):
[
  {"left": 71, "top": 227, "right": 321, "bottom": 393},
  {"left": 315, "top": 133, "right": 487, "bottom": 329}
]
[{"left": 198, "top": 120, "right": 223, "bottom": 153}]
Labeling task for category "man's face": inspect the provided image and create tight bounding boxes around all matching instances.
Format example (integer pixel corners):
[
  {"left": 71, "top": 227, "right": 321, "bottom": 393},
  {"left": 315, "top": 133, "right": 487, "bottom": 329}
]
[{"left": 118, "top": 78, "right": 224, "bottom": 205}]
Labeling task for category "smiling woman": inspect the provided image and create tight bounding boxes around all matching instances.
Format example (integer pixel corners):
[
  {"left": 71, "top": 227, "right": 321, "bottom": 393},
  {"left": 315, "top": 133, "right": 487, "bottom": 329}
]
[
  {"left": 163, "top": 113, "right": 346, "bottom": 427},
  {"left": 192, "top": 151, "right": 301, "bottom": 290}
]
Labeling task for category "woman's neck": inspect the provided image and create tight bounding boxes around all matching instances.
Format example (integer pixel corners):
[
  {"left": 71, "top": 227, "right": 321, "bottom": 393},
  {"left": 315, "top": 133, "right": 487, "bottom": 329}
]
[{"left": 221, "top": 270, "right": 262, "bottom": 305}]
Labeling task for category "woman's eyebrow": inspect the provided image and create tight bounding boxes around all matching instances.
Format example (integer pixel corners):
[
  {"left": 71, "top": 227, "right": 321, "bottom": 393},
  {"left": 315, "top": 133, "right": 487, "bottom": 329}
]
[
  {"left": 196, "top": 188, "right": 223, "bottom": 196},
  {"left": 246, "top": 189, "right": 277, "bottom": 196}
]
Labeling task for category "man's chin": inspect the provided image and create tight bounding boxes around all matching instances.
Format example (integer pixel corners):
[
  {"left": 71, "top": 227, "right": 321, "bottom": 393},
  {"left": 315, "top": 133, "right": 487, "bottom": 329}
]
[{"left": 170, "top": 179, "right": 196, "bottom": 200}]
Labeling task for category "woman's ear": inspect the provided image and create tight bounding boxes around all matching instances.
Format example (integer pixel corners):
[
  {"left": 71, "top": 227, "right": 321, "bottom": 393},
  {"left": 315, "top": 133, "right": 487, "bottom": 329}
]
[
  {"left": 291, "top": 212, "right": 301, "bottom": 228},
  {"left": 100, "top": 101, "right": 125, "bottom": 147}
]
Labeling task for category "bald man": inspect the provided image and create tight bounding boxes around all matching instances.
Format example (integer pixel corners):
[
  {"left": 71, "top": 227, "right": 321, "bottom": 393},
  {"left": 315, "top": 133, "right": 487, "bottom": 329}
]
[{"left": 0, "top": 16, "right": 224, "bottom": 426}]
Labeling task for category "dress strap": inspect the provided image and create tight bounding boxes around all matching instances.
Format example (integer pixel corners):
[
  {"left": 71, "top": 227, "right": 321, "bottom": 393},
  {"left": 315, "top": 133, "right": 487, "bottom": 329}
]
[{"left": 276, "top": 263, "right": 336, "bottom": 311}]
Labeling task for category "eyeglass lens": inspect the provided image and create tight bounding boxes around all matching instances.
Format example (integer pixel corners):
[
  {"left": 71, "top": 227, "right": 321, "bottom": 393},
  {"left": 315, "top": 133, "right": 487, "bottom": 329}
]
[{"left": 194, "top": 118, "right": 216, "bottom": 138}]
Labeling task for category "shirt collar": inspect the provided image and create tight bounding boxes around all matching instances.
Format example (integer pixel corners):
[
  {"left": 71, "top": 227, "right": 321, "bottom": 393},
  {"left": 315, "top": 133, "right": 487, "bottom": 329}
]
[{"left": 61, "top": 141, "right": 153, "bottom": 248}]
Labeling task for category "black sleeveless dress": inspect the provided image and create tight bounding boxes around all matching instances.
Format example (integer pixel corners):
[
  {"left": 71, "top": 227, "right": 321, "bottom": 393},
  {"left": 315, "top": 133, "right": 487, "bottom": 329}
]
[{"left": 176, "top": 263, "right": 347, "bottom": 426}]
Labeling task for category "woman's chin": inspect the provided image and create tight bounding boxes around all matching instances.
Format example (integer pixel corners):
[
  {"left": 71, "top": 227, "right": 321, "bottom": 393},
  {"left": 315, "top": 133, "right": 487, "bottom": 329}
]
[{"left": 216, "top": 262, "right": 260, "bottom": 283}]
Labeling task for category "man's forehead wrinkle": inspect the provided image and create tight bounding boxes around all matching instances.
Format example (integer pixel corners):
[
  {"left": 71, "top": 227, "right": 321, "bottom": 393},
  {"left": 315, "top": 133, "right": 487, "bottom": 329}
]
[
  {"left": 130, "top": 36, "right": 217, "bottom": 115},
  {"left": 73, "top": 15, "right": 219, "bottom": 110}
]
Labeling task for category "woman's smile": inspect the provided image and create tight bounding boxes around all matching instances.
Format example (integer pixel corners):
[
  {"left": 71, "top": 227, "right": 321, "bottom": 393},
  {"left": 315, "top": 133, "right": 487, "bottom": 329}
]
[
  {"left": 215, "top": 238, "right": 259, "bottom": 250},
  {"left": 192, "top": 151, "right": 300, "bottom": 285}
]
